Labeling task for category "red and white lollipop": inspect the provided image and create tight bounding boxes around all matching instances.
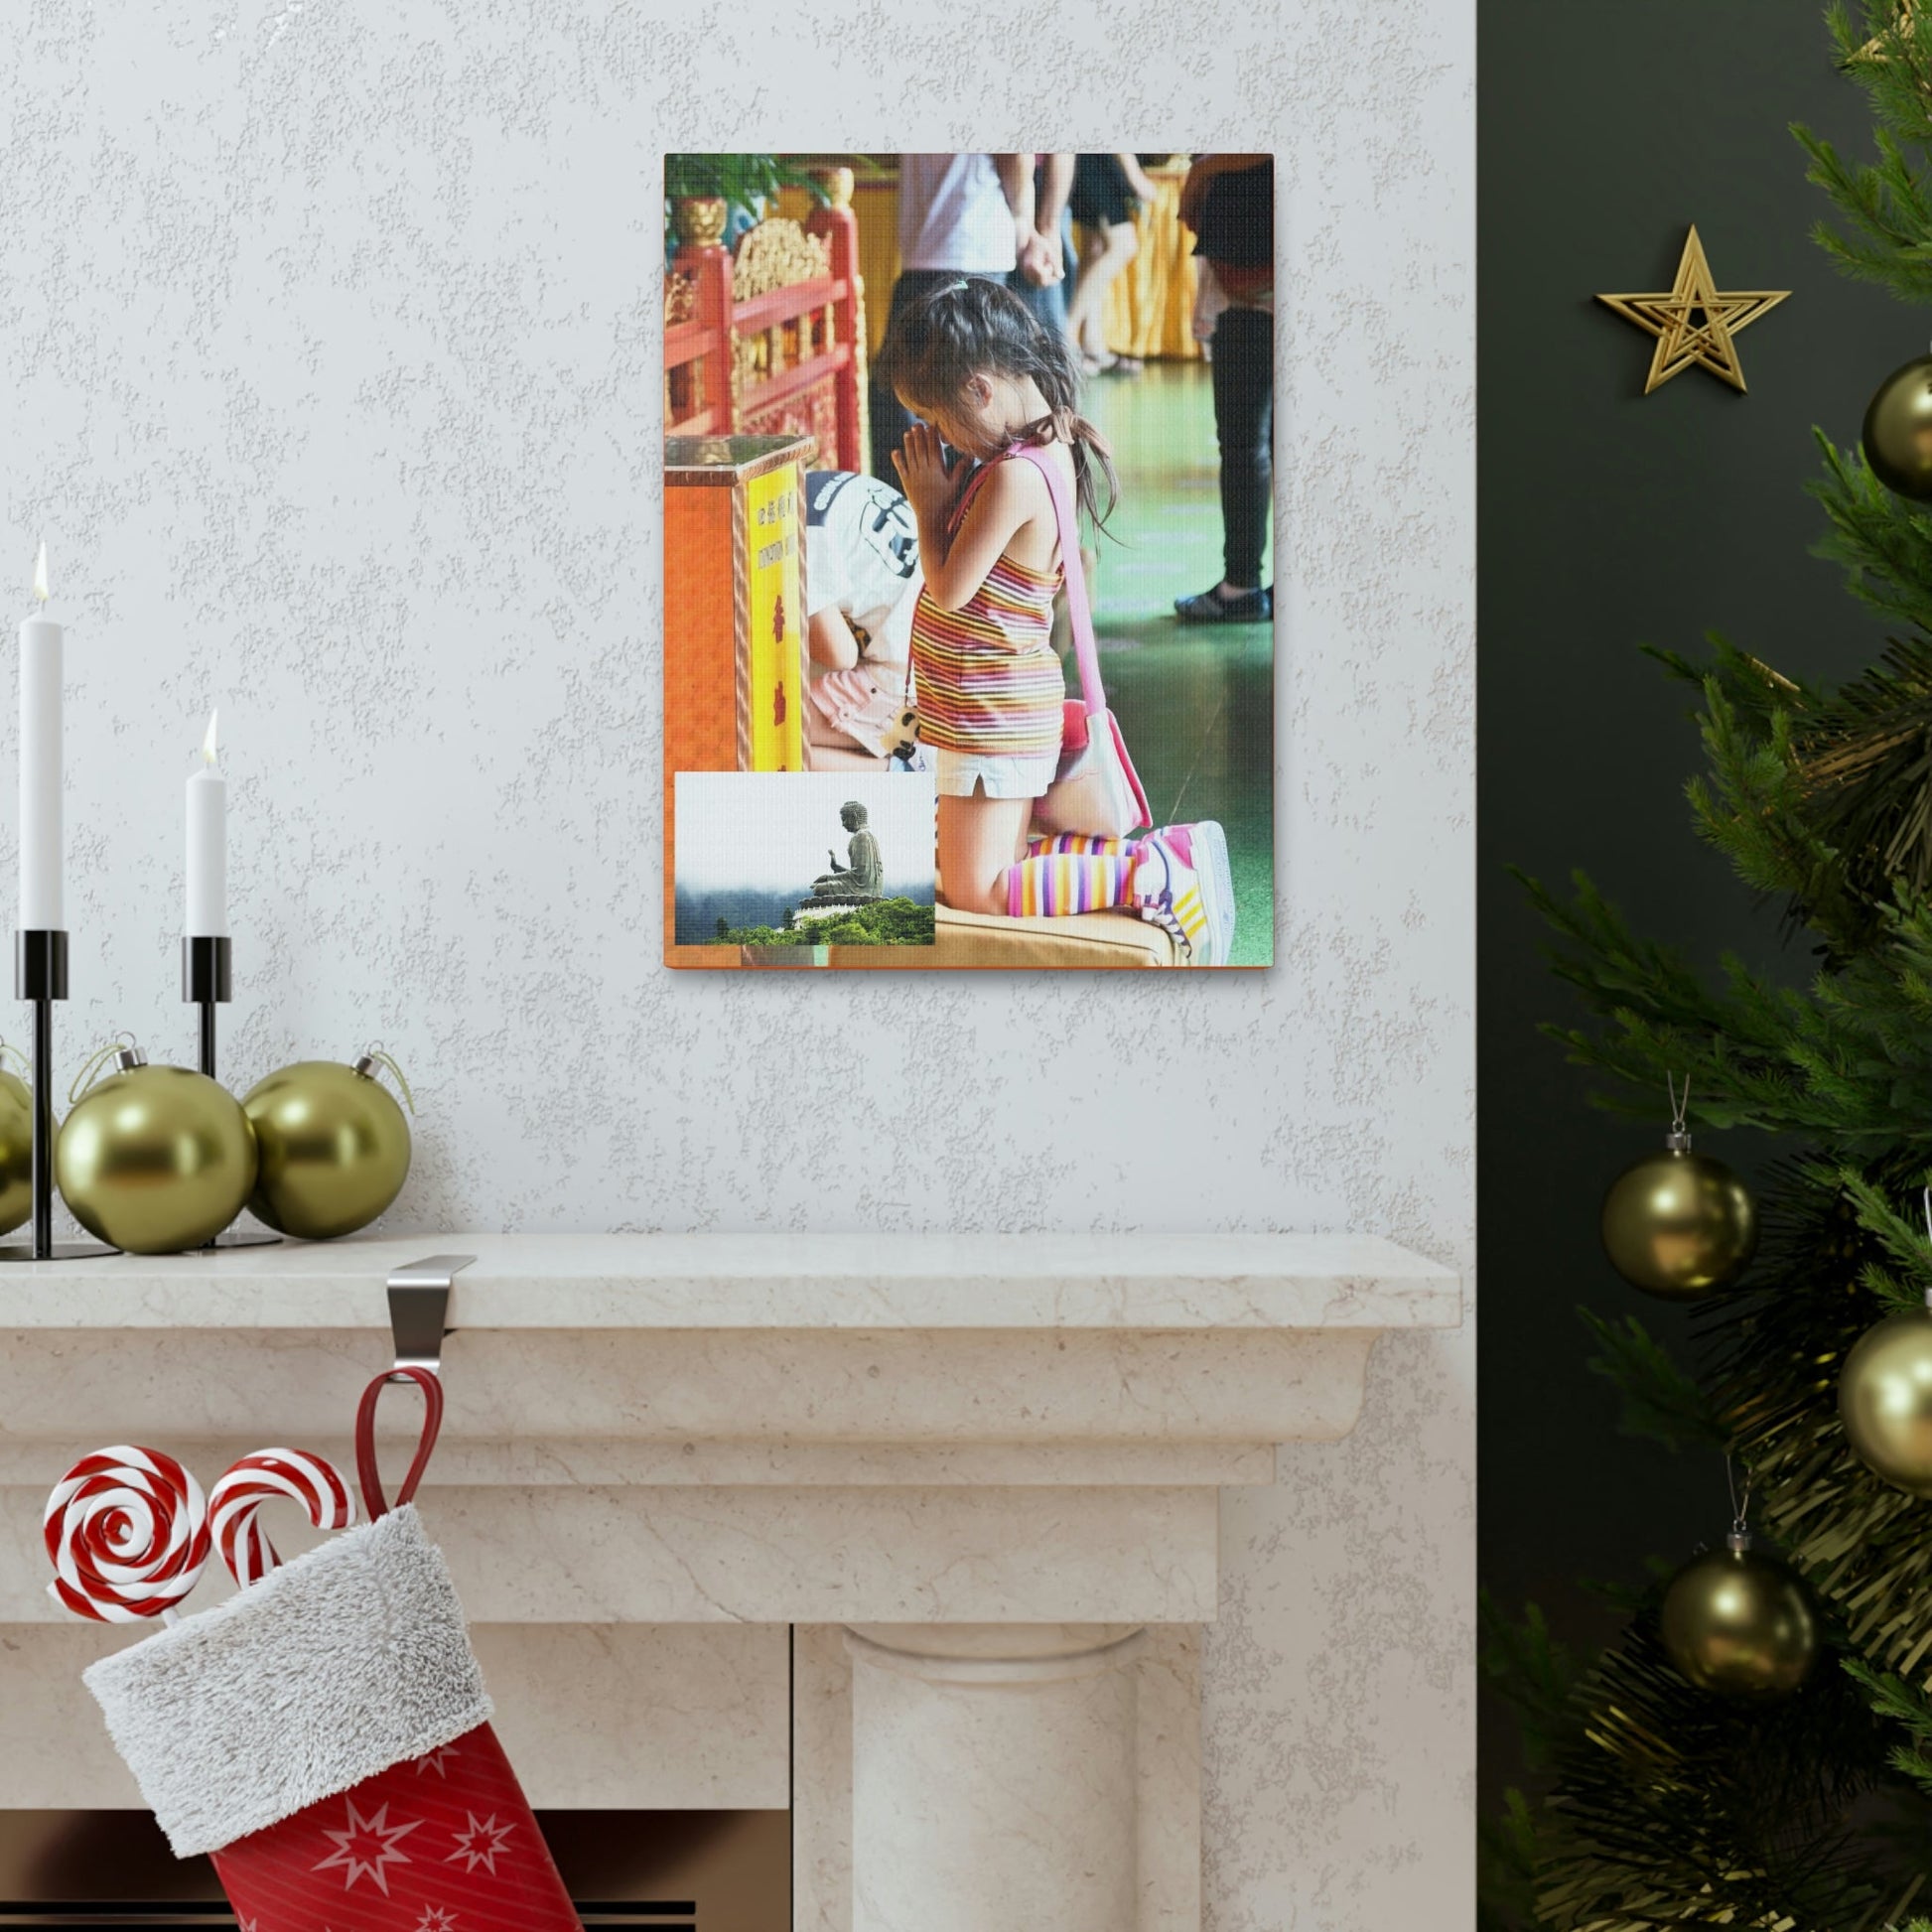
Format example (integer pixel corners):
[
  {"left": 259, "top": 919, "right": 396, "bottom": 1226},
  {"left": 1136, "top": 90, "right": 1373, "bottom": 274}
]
[
  {"left": 44, "top": 1446, "right": 211, "bottom": 1624},
  {"left": 208, "top": 1449, "right": 355, "bottom": 1587}
]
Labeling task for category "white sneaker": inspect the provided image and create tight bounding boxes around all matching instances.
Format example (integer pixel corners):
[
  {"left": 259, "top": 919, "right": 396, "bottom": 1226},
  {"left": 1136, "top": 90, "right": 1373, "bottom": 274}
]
[{"left": 1133, "top": 821, "right": 1235, "bottom": 965}]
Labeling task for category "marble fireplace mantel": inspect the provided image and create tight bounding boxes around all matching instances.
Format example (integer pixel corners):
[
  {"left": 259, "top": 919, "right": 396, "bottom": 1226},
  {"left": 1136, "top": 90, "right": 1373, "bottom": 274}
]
[{"left": 0, "top": 1231, "right": 1460, "bottom": 1931}]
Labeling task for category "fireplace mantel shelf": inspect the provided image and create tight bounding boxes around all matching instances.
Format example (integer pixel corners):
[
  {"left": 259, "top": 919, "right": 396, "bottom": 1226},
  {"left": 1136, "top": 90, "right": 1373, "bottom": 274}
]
[
  {"left": 1, "top": 1231, "right": 1460, "bottom": 1928},
  {"left": 0, "top": 1226, "right": 1458, "bottom": 1629},
  {"left": 0, "top": 1228, "right": 1457, "bottom": 1331}
]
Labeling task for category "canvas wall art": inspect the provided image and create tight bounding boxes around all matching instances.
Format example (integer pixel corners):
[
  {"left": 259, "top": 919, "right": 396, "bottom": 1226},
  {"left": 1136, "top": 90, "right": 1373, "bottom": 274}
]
[{"left": 663, "top": 152, "right": 1275, "bottom": 968}]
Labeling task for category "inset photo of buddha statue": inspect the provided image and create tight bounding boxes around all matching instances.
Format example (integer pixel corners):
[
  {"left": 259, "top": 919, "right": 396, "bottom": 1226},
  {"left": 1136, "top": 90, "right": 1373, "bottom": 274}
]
[{"left": 671, "top": 771, "right": 937, "bottom": 955}]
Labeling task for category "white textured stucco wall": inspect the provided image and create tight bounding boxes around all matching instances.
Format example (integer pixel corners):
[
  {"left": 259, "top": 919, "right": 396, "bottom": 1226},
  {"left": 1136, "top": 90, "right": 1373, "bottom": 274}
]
[{"left": 1, "top": 4, "right": 1473, "bottom": 1924}]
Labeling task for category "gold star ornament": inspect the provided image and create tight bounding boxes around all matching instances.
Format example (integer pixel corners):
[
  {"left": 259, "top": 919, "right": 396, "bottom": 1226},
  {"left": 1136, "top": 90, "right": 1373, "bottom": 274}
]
[{"left": 1596, "top": 225, "right": 1790, "bottom": 395}]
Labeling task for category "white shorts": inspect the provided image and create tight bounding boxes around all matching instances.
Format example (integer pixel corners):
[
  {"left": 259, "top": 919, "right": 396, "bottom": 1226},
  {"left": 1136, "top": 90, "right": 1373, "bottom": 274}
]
[{"left": 934, "top": 748, "right": 1057, "bottom": 800}]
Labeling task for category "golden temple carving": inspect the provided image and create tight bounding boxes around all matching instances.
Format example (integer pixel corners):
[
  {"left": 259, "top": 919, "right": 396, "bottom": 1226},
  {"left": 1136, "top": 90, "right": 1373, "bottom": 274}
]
[{"left": 732, "top": 217, "right": 831, "bottom": 301}]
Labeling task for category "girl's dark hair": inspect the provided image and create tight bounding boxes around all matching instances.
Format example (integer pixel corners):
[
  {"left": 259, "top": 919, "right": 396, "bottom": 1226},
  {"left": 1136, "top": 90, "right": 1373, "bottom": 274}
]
[{"left": 876, "top": 276, "right": 1120, "bottom": 532}]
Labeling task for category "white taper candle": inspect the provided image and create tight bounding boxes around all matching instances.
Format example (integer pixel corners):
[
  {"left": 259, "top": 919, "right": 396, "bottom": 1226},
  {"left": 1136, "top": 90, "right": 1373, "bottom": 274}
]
[
  {"left": 185, "top": 710, "right": 226, "bottom": 937},
  {"left": 19, "top": 542, "right": 63, "bottom": 931}
]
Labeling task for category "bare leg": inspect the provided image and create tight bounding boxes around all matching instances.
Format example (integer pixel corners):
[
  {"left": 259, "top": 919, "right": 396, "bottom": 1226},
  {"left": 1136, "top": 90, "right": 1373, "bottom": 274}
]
[
  {"left": 937, "top": 789, "right": 1035, "bottom": 916},
  {"left": 1066, "top": 221, "right": 1140, "bottom": 364}
]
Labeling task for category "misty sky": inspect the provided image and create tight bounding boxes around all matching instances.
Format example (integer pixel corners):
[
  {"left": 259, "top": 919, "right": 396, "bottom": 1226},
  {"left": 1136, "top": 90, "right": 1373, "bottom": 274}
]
[{"left": 674, "top": 771, "right": 936, "bottom": 894}]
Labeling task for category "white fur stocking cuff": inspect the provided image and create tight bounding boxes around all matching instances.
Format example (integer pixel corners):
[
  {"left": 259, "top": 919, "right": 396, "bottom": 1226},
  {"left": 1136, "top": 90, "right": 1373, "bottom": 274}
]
[{"left": 82, "top": 1503, "right": 492, "bottom": 1858}]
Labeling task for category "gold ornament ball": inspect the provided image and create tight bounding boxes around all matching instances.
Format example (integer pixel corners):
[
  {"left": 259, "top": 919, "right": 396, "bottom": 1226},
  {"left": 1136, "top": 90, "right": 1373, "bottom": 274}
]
[
  {"left": 1839, "top": 1310, "right": 1932, "bottom": 1496},
  {"left": 1600, "top": 1148, "right": 1757, "bottom": 1301},
  {"left": 1659, "top": 1543, "right": 1818, "bottom": 1700},
  {"left": 1863, "top": 354, "right": 1932, "bottom": 499},
  {"left": 56, "top": 1063, "right": 258, "bottom": 1254},
  {"left": 242, "top": 1058, "right": 412, "bottom": 1241},
  {"left": 0, "top": 1067, "right": 32, "bottom": 1236}
]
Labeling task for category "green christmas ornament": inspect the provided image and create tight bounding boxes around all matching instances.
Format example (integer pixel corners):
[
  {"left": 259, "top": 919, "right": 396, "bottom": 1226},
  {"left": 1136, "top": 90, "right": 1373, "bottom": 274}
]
[
  {"left": 1839, "top": 1187, "right": 1932, "bottom": 1497},
  {"left": 242, "top": 1046, "right": 414, "bottom": 1241},
  {"left": 1660, "top": 1528, "right": 1818, "bottom": 1701},
  {"left": 1600, "top": 1081, "right": 1757, "bottom": 1301},
  {"left": 56, "top": 1039, "right": 257, "bottom": 1254},
  {"left": 1863, "top": 353, "right": 1932, "bottom": 499},
  {"left": 1840, "top": 1304, "right": 1932, "bottom": 1499},
  {"left": 0, "top": 1042, "right": 33, "bottom": 1237}
]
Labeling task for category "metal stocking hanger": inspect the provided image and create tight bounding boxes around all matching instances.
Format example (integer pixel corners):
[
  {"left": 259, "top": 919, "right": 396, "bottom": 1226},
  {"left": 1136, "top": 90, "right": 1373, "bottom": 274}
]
[{"left": 387, "top": 1254, "right": 476, "bottom": 1381}]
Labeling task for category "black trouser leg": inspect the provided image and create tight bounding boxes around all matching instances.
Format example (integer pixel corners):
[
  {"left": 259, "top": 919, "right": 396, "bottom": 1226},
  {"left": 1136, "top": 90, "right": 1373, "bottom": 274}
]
[{"left": 1209, "top": 306, "right": 1274, "bottom": 588}]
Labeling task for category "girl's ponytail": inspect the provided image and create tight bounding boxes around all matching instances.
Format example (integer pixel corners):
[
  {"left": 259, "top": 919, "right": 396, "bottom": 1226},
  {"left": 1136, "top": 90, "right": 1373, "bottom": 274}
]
[
  {"left": 1058, "top": 413, "right": 1120, "bottom": 535},
  {"left": 1018, "top": 311, "right": 1120, "bottom": 535}
]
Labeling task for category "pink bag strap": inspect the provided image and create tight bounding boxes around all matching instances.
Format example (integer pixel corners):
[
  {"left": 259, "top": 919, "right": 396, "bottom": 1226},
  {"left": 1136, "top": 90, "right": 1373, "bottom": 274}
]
[{"left": 1009, "top": 441, "right": 1108, "bottom": 719}]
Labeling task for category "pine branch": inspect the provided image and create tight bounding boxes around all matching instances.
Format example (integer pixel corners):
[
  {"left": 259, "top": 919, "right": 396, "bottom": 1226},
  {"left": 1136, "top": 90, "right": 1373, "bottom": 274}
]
[
  {"left": 1809, "top": 431, "right": 1932, "bottom": 636},
  {"left": 1535, "top": 1605, "right": 1917, "bottom": 1929},
  {"left": 1838, "top": 1166, "right": 1932, "bottom": 1310},
  {"left": 1846, "top": 1661, "right": 1932, "bottom": 1799},
  {"left": 1641, "top": 633, "right": 1819, "bottom": 731},
  {"left": 1581, "top": 1309, "right": 1728, "bottom": 1452},
  {"left": 1800, "top": 3, "right": 1932, "bottom": 303},
  {"left": 1787, "top": 632, "right": 1932, "bottom": 908},
  {"left": 1524, "top": 863, "right": 1932, "bottom": 1142},
  {"left": 1705, "top": 1165, "right": 1932, "bottom": 1685},
  {"left": 1481, "top": 1593, "right": 1585, "bottom": 1776},
  {"left": 1686, "top": 675, "right": 1874, "bottom": 948},
  {"left": 1479, "top": 1789, "right": 1553, "bottom": 1932}
]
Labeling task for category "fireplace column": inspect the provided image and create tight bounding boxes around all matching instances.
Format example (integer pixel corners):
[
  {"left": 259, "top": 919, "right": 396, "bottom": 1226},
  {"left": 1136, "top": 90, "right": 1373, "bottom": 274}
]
[{"left": 845, "top": 1623, "right": 1146, "bottom": 1932}]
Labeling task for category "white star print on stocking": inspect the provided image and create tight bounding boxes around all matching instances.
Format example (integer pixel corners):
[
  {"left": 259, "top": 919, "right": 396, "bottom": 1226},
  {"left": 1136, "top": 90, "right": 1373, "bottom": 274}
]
[
  {"left": 446, "top": 1811, "right": 514, "bottom": 1874},
  {"left": 311, "top": 1796, "right": 422, "bottom": 1895}
]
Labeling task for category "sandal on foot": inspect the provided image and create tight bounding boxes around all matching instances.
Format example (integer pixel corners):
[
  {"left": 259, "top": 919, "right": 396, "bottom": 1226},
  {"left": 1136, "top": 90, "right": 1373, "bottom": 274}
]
[{"left": 1173, "top": 583, "right": 1272, "bottom": 623}]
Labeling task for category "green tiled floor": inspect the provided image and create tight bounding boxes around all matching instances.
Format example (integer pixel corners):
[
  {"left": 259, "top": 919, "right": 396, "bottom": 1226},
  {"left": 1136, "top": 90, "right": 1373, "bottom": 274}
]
[{"left": 1080, "top": 361, "right": 1275, "bottom": 967}]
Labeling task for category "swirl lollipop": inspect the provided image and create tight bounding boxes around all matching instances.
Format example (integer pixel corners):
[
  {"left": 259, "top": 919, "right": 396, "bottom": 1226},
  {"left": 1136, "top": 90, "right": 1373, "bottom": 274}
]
[
  {"left": 208, "top": 1449, "right": 355, "bottom": 1587},
  {"left": 45, "top": 1446, "right": 211, "bottom": 1624}
]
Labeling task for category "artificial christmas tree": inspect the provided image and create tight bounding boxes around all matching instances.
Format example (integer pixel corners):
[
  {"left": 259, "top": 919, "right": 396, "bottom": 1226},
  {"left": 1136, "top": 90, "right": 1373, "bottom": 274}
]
[{"left": 1485, "top": 4, "right": 1932, "bottom": 1924}]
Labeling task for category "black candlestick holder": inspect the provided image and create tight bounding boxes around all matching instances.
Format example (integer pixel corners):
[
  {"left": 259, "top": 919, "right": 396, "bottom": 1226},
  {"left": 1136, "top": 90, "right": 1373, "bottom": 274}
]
[
  {"left": 183, "top": 935, "right": 278, "bottom": 1250},
  {"left": 183, "top": 935, "right": 231, "bottom": 1076},
  {"left": 0, "top": 929, "right": 116, "bottom": 1261}
]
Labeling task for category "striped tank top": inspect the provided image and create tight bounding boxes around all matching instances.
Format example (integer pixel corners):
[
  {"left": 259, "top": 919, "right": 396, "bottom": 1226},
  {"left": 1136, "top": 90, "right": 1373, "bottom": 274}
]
[{"left": 909, "top": 455, "right": 1065, "bottom": 759}]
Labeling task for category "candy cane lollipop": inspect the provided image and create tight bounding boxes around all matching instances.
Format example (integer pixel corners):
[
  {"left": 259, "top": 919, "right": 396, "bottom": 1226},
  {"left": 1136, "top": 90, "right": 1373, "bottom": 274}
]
[
  {"left": 44, "top": 1447, "right": 211, "bottom": 1624},
  {"left": 208, "top": 1449, "right": 355, "bottom": 1587}
]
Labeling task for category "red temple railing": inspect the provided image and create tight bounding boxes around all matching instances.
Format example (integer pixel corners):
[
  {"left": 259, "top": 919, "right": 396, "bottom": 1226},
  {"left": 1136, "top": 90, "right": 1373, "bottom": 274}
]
[{"left": 665, "top": 196, "right": 866, "bottom": 473}]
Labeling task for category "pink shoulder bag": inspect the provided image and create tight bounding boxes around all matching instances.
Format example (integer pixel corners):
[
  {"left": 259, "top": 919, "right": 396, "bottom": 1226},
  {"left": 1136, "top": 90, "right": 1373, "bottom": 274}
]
[{"left": 1011, "top": 442, "right": 1153, "bottom": 841}]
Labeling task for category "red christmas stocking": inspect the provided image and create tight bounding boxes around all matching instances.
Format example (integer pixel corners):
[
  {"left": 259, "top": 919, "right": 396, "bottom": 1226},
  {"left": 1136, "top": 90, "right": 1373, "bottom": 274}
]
[{"left": 82, "top": 1369, "right": 582, "bottom": 1931}]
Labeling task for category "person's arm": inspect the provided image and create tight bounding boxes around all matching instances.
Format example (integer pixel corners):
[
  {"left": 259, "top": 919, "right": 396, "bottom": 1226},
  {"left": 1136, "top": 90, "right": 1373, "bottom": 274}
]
[
  {"left": 1119, "top": 153, "right": 1159, "bottom": 204},
  {"left": 894, "top": 427, "right": 1041, "bottom": 612},
  {"left": 1035, "top": 154, "right": 1072, "bottom": 275},
  {"left": 808, "top": 605, "right": 862, "bottom": 672},
  {"left": 995, "top": 154, "right": 1035, "bottom": 258},
  {"left": 1192, "top": 260, "right": 1228, "bottom": 343}
]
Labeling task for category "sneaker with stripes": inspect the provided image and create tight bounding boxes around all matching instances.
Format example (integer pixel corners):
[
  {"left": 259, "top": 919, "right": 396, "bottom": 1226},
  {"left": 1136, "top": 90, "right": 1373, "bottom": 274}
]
[{"left": 1132, "top": 821, "right": 1235, "bottom": 965}]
